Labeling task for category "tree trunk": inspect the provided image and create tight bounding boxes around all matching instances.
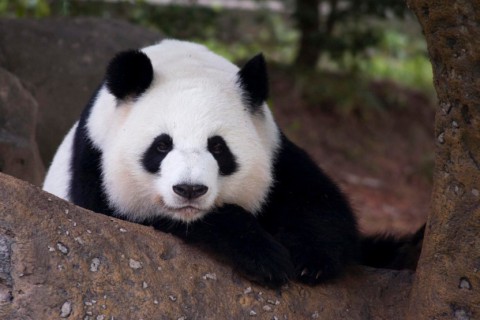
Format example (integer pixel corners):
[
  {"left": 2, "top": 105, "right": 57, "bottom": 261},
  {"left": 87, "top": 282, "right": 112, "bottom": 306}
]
[
  {"left": 406, "top": 1, "right": 480, "bottom": 318},
  {"left": 293, "top": 0, "right": 321, "bottom": 68}
]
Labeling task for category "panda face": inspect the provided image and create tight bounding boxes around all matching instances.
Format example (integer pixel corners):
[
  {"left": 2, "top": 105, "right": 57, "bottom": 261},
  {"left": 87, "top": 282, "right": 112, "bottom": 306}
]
[
  {"left": 139, "top": 131, "right": 236, "bottom": 221},
  {"left": 97, "top": 80, "right": 275, "bottom": 223},
  {"left": 87, "top": 41, "right": 280, "bottom": 223}
]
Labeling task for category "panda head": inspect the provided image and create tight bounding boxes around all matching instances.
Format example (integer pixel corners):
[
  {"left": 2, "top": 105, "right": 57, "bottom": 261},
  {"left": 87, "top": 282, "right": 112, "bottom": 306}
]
[{"left": 86, "top": 40, "right": 280, "bottom": 223}]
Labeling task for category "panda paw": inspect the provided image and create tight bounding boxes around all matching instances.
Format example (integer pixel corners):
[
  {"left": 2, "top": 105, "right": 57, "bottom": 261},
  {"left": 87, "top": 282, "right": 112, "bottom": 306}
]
[
  {"left": 293, "top": 252, "right": 343, "bottom": 286},
  {"left": 235, "top": 238, "right": 294, "bottom": 289}
]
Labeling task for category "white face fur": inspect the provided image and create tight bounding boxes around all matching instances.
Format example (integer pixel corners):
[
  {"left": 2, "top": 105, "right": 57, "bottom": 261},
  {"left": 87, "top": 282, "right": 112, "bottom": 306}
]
[{"left": 86, "top": 40, "right": 280, "bottom": 222}]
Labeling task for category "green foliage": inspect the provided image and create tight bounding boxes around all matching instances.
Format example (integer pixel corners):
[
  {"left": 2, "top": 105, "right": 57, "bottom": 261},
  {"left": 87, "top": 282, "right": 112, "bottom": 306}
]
[
  {"left": 283, "top": 54, "right": 433, "bottom": 117},
  {"left": 350, "top": 0, "right": 408, "bottom": 18},
  {"left": 292, "top": 0, "right": 411, "bottom": 66},
  {"left": 0, "top": 0, "right": 51, "bottom": 17},
  {"left": 26, "top": 1, "right": 298, "bottom": 64},
  {"left": 199, "top": 12, "right": 298, "bottom": 63},
  {"left": 0, "top": 0, "right": 433, "bottom": 111},
  {"left": 321, "top": 27, "right": 434, "bottom": 93},
  {"left": 327, "top": 2, "right": 409, "bottom": 60}
]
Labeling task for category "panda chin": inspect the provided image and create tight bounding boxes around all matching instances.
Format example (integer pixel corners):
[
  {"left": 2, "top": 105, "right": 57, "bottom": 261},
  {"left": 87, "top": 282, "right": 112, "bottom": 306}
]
[{"left": 165, "top": 205, "right": 208, "bottom": 223}]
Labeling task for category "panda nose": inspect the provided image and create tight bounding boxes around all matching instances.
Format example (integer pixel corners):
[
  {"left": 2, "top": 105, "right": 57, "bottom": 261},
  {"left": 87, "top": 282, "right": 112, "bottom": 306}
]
[{"left": 173, "top": 184, "right": 208, "bottom": 199}]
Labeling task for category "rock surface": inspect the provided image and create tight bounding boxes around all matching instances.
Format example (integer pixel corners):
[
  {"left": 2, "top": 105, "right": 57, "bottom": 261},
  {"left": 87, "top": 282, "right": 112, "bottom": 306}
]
[
  {"left": 0, "top": 173, "right": 413, "bottom": 319},
  {"left": 0, "top": 67, "right": 44, "bottom": 186},
  {"left": 0, "top": 17, "right": 162, "bottom": 165}
]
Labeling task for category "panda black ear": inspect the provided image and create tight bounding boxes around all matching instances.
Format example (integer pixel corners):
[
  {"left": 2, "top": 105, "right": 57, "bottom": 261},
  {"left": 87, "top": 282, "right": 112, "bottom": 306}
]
[
  {"left": 105, "top": 50, "right": 154, "bottom": 100},
  {"left": 237, "top": 53, "right": 269, "bottom": 113}
]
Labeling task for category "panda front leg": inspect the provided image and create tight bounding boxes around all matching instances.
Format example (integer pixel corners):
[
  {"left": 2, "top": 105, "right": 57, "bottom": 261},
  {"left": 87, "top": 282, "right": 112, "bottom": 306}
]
[
  {"left": 262, "top": 135, "right": 360, "bottom": 285},
  {"left": 271, "top": 207, "right": 359, "bottom": 285},
  {"left": 151, "top": 204, "right": 294, "bottom": 288}
]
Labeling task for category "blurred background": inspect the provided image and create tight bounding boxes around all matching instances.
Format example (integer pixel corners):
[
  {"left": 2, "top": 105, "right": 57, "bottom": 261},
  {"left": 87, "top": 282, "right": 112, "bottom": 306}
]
[{"left": 0, "top": 0, "right": 435, "bottom": 235}]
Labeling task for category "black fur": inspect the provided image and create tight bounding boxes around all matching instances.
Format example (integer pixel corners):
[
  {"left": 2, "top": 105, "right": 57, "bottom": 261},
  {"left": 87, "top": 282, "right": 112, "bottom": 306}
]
[
  {"left": 207, "top": 136, "right": 238, "bottom": 176},
  {"left": 106, "top": 50, "right": 153, "bottom": 100},
  {"left": 70, "top": 87, "right": 114, "bottom": 216},
  {"left": 142, "top": 134, "right": 173, "bottom": 174},
  {"left": 149, "top": 205, "right": 293, "bottom": 288},
  {"left": 70, "top": 113, "right": 358, "bottom": 287},
  {"left": 260, "top": 134, "right": 360, "bottom": 284},
  {"left": 71, "top": 50, "right": 154, "bottom": 213},
  {"left": 145, "top": 134, "right": 359, "bottom": 287},
  {"left": 361, "top": 225, "right": 424, "bottom": 270},
  {"left": 237, "top": 54, "right": 268, "bottom": 113},
  {"left": 66, "top": 49, "right": 417, "bottom": 289}
]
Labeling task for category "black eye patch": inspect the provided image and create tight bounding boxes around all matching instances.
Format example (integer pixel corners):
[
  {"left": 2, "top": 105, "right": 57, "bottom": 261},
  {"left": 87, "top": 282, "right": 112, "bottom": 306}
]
[
  {"left": 142, "top": 134, "right": 173, "bottom": 174},
  {"left": 208, "top": 136, "right": 238, "bottom": 176}
]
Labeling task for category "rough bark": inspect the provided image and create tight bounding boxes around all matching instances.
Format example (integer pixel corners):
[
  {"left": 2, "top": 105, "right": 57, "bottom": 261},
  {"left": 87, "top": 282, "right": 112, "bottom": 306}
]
[
  {"left": 0, "top": 173, "right": 412, "bottom": 319},
  {"left": 406, "top": 1, "right": 480, "bottom": 318}
]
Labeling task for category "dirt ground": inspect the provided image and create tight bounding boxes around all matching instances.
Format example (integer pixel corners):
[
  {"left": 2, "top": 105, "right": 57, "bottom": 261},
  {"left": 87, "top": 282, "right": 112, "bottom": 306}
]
[{"left": 269, "top": 68, "right": 435, "bottom": 236}]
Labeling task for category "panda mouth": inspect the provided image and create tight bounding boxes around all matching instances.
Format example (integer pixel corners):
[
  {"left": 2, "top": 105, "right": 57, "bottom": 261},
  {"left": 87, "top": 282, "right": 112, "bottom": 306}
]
[
  {"left": 166, "top": 205, "right": 205, "bottom": 220},
  {"left": 176, "top": 206, "right": 200, "bottom": 213}
]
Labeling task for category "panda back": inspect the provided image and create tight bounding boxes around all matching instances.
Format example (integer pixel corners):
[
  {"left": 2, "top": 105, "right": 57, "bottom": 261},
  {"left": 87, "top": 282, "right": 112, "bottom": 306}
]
[{"left": 42, "top": 122, "right": 78, "bottom": 200}]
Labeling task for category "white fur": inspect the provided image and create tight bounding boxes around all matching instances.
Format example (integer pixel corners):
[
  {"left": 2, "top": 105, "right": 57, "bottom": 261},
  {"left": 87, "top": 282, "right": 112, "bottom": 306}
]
[
  {"left": 45, "top": 40, "right": 280, "bottom": 223},
  {"left": 43, "top": 123, "right": 78, "bottom": 199}
]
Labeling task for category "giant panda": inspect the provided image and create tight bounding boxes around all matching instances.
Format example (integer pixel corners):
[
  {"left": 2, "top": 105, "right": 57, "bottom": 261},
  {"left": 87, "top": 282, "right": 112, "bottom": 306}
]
[{"left": 43, "top": 39, "right": 360, "bottom": 288}]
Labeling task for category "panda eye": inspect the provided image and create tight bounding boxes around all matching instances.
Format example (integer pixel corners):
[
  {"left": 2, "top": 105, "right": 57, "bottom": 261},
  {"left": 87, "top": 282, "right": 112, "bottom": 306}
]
[
  {"left": 207, "top": 135, "right": 237, "bottom": 176},
  {"left": 154, "top": 135, "right": 172, "bottom": 153},
  {"left": 208, "top": 136, "right": 229, "bottom": 157},
  {"left": 142, "top": 134, "right": 173, "bottom": 173},
  {"left": 156, "top": 141, "right": 171, "bottom": 153},
  {"left": 211, "top": 142, "right": 224, "bottom": 155}
]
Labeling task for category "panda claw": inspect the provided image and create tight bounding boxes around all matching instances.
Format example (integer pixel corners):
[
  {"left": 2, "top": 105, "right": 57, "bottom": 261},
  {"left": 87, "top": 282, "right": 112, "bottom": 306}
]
[
  {"left": 235, "top": 236, "right": 294, "bottom": 289},
  {"left": 301, "top": 268, "right": 308, "bottom": 277}
]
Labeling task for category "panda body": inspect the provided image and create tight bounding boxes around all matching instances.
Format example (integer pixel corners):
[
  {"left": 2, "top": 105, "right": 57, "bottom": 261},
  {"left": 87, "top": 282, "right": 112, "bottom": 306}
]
[{"left": 43, "top": 40, "right": 359, "bottom": 287}]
